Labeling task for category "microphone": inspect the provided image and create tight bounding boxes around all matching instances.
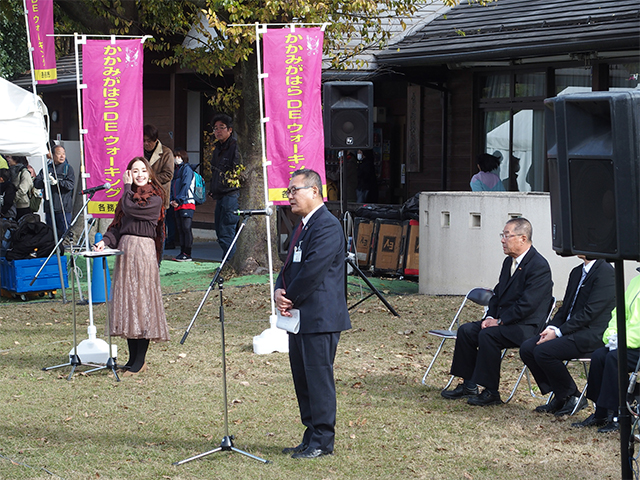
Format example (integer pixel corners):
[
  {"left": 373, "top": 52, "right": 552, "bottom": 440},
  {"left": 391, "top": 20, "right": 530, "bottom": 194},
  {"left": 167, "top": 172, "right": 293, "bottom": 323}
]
[
  {"left": 79, "top": 183, "right": 111, "bottom": 195},
  {"left": 235, "top": 207, "right": 273, "bottom": 216}
]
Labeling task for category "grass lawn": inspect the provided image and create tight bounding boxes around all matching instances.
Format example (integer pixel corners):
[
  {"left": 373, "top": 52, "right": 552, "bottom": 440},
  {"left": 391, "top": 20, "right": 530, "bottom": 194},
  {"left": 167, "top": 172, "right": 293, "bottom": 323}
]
[{"left": 0, "top": 260, "right": 623, "bottom": 479}]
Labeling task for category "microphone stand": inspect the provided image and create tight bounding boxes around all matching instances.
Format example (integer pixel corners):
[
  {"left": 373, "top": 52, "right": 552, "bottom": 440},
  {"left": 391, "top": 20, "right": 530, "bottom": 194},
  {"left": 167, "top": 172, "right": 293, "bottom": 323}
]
[
  {"left": 30, "top": 190, "right": 97, "bottom": 289},
  {"left": 174, "top": 214, "right": 268, "bottom": 465}
]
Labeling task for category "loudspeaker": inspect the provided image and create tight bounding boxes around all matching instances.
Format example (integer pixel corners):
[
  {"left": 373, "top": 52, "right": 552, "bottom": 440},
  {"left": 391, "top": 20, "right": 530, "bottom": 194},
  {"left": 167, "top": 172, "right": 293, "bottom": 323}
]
[
  {"left": 323, "top": 81, "right": 373, "bottom": 149},
  {"left": 546, "top": 90, "right": 640, "bottom": 260}
]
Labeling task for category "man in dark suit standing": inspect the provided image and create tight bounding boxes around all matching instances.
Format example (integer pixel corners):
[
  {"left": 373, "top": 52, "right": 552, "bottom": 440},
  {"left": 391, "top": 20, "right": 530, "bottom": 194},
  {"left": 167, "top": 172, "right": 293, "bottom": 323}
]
[
  {"left": 520, "top": 256, "right": 615, "bottom": 416},
  {"left": 441, "top": 217, "right": 553, "bottom": 406},
  {"left": 275, "top": 168, "right": 351, "bottom": 459}
]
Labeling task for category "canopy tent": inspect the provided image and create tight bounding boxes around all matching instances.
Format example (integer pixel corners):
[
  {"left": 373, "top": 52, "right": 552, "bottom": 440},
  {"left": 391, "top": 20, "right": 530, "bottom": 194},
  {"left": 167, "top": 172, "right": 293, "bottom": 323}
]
[{"left": 0, "top": 77, "right": 49, "bottom": 156}]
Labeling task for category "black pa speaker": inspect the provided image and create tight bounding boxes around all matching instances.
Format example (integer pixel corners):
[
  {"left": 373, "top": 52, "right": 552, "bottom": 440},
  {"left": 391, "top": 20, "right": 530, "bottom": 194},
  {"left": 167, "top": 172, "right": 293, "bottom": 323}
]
[
  {"left": 546, "top": 90, "right": 640, "bottom": 260},
  {"left": 323, "top": 81, "right": 373, "bottom": 149}
]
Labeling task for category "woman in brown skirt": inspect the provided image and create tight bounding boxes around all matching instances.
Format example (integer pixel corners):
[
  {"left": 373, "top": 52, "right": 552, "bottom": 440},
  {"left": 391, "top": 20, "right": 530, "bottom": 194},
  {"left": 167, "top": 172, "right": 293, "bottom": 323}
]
[{"left": 93, "top": 157, "right": 170, "bottom": 376}]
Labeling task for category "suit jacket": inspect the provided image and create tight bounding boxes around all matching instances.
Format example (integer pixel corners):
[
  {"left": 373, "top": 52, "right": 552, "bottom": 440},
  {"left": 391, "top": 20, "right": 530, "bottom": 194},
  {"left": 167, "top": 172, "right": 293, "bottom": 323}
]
[
  {"left": 487, "top": 246, "right": 553, "bottom": 329},
  {"left": 275, "top": 204, "right": 351, "bottom": 334},
  {"left": 549, "top": 259, "right": 615, "bottom": 354}
]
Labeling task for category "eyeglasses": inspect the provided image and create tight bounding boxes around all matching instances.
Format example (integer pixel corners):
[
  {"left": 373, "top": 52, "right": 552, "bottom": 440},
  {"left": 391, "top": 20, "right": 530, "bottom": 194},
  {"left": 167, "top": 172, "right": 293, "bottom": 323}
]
[
  {"left": 499, "top": 232, "right": 522, "bottom": 239},
  {"left": 285, "top": 185, "right": 314, "bottom": 197},
  {"left": 213, "top": 126, "right": 228, "bottom": 132}
]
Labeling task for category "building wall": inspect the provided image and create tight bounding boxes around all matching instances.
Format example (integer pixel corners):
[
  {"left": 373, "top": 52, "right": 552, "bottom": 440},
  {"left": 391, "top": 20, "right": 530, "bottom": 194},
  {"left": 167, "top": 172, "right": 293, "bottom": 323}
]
[
  {"left": 418, "top": 192, "right": 638, "bottom": 297},
  {"left": 143, "top": 90, "right": 174, "bottom": 151}
]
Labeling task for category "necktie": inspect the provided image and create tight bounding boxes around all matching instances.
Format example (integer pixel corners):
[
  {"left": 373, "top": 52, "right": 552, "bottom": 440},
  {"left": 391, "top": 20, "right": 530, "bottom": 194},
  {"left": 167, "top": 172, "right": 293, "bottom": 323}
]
[
  {"left": 567, "top": 267, "right": 587, "bottom": 320},
  {"left": 510, "top": 258, "right": 517, "bottom": 276}
]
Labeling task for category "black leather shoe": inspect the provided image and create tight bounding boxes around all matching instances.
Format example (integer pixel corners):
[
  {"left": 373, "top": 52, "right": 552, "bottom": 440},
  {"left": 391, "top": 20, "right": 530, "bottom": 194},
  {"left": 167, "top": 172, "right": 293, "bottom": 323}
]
[
  {"left": 291, "top": 447, "right": 333, "bottom": 459},
  {"left": 534, "top": 397, "right": 564, "bottom": 414},
  {"left": 441, "top": 383, "right": 479, "bottom": 400},
  {"left": 282, "top": 443, "right": 308, "bottom": 454},
  {"left": 467, "top": 389, "right": 502, "bottom": 406},
  {"left": 571, "top": 413, "right": 608, "bottom": 428},
  {"left": 597, "top": 421, "right": 620, "bottom": 433},
  {"left": 555, "top": 395, "right": 588, "bottom": 417}
]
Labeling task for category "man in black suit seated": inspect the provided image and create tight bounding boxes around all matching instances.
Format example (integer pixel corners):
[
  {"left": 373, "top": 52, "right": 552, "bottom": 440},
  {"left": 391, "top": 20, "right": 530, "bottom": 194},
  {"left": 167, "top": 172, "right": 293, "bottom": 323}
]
[
  {"left": 571, "top": 272, "right": 640, "bottom": 433},
  {"left": 441, "top": 217, "right": 553, "bottom": 406},
  {"left": 519, "top": 256, "right": 615, "bottom": 416},
  {"left": 275, "top": 168, "right": 352, "bottom": 459}
]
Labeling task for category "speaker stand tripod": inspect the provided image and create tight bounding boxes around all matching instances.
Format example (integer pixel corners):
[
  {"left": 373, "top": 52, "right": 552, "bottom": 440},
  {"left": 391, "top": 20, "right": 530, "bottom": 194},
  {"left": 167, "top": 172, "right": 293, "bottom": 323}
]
[
  {"left": 174, "top": 215, "right": 268, "bottom": 465},
  {"left": 346, "top": 254, "right": 399, "bottom": 316}
]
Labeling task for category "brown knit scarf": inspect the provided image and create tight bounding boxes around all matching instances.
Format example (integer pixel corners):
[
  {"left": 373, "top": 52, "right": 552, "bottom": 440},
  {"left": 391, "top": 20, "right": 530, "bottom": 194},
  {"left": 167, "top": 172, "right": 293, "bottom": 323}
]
[{"left": 110, "top": 182, "right": 165, "bottom": 263}]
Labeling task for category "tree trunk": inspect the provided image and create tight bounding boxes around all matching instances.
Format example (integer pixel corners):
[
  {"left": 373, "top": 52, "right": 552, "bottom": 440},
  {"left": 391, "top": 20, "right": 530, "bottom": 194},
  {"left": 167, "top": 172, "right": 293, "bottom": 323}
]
[{"left": 232, "top": 52, "right": 281, "bottom": 274}]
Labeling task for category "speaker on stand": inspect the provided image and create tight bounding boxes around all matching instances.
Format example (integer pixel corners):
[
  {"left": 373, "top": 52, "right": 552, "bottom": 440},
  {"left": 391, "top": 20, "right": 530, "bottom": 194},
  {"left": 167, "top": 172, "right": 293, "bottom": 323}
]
[
  {"left": 545, "top": 90, "right": 640, "bottom": 480},
  {"left": 323, "top": 81, "right": 374, "bottom": 150}
]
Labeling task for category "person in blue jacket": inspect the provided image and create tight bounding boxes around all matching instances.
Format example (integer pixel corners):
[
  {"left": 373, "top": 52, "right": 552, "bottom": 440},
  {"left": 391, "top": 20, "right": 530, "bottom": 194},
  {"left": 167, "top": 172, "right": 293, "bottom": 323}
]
[
  {"left": 170, "top": 149, "right": 196, "bottom": 262},
  {"left": 470, "top": 153, "right": 505, "bottom": 192}
]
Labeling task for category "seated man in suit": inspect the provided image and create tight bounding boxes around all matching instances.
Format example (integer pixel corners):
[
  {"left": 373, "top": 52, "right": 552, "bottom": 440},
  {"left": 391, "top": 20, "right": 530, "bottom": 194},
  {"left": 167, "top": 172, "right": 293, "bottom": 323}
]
[
  {"left": 571, "top": 272, "right": 640, "bottom": 433},
  {"left": 441, "top": 217, "right": 553, "bottom": 406},
  {"left": 520, "top": 256, "right": 615, "bottom": 416}
]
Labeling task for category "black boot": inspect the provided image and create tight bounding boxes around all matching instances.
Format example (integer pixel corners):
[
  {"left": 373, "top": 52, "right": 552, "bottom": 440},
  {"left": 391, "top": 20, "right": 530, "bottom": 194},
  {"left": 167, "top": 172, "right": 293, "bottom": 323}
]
[
  {"left": 121, "top": 338, "right": 137, "bottom": 370},
  {"left": 129, "top": 339, "right": 149, "bottom": 373}
]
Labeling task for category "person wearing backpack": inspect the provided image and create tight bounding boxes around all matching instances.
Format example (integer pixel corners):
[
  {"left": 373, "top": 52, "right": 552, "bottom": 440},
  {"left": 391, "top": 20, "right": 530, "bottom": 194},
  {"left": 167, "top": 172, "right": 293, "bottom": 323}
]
[
  {"left": 6, "top": 155, "right": 33, "bottom": 220},
  {"left": 34, "top": 145, "right": 76, "bottom": 241},
  {"left": 170, "top": 149, "right": 195, "bottom": 262}
]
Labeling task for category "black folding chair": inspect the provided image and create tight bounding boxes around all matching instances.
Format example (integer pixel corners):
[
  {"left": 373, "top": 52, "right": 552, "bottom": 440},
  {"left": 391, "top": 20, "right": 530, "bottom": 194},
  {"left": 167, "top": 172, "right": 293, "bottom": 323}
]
[{"left": 422, "top": 287, "right": 494, "bottom": 387}]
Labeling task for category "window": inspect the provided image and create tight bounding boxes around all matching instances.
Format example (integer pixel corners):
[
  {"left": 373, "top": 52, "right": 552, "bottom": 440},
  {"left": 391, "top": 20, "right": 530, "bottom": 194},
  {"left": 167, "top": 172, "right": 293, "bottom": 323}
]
[
  {"left": 610, "top": 62, "right": 640, "bottom": 89},
  {"left": 555, "top": 67, "right": 592, "bottom": 95},
  {"left": 479, "top": 71, "right": 547, "bottom": 192}
]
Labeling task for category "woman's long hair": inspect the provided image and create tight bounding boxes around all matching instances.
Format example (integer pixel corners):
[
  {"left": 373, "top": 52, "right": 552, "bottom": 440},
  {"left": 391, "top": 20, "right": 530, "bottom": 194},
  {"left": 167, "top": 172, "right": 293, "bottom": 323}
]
[{"left": 110, "top": 157, "right": 166, "bottom": 262}]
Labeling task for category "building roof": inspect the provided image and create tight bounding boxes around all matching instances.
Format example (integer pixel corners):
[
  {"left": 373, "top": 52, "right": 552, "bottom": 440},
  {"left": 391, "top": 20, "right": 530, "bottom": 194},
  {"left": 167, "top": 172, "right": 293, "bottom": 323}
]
[
  {"left": 323, "top": 1, "right": 453, "bottom": 78},
  {"left": 377, "top": 0, "right": 640, "bottom": 67}
]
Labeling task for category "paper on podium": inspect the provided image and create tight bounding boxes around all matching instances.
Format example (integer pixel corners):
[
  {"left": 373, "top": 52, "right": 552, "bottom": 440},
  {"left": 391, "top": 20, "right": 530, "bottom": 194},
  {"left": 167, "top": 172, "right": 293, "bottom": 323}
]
[{"left": 79, "top": 248, "right": 123, "bottom": 257}]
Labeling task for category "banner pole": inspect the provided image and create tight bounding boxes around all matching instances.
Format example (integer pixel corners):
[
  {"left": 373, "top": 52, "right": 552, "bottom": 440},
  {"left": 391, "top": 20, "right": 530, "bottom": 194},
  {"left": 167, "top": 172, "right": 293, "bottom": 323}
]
[
  {"left": 254, "top": 22, "right": 276, "bottom": 321},
  {"left": 73, "top": 33, "right": 96, "bottom": 329},
  {"left": 22, "top": 0, "right": 67, "bottom": 302}
]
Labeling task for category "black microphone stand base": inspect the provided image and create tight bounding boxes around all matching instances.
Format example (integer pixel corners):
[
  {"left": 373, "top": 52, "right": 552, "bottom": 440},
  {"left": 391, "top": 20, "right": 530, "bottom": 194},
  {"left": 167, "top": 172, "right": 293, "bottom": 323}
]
[{"left": 172, "top": 435, "right": 269, "bottom": 466}]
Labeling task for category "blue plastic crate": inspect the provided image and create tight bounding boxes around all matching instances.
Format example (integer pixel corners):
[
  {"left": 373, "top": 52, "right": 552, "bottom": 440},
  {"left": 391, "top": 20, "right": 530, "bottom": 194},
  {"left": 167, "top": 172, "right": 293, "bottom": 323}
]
[{"left": 0, "top": 256, "right": 68, "bottom": 294}]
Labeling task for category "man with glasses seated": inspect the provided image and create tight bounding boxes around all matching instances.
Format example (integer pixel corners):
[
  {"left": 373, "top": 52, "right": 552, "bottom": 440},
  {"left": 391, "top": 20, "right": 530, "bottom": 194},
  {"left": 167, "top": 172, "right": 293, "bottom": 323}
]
[
  {"left": 208, "top": 113, "right": 243, "bottom": 259},
  {"left": 441, "top": 217, "right": 553, "bottom": 406}
]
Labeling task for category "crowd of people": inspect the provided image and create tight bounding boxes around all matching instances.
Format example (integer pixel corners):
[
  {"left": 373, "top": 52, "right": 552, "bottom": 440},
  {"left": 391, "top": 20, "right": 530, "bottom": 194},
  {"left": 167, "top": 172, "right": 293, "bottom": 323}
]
[{"left": 440, "top": 216, "right": 636, "bottom": 435}]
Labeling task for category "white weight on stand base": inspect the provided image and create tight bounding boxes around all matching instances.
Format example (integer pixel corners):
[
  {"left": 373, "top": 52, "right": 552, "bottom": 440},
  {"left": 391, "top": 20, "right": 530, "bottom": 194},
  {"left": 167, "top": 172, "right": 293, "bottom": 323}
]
[
  {"left": 252, "top": 314, "right": 288, "bottom": 355},
  {"left": 70, "top": 324, "right": 115, "bottom": 365}
]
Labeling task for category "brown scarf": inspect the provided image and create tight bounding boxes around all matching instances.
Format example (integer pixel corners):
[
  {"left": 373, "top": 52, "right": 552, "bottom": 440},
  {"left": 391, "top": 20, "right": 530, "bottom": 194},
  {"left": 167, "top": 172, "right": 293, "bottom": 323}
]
[{"left": 110, "top": 182, "right": 165, "bottom": 263}]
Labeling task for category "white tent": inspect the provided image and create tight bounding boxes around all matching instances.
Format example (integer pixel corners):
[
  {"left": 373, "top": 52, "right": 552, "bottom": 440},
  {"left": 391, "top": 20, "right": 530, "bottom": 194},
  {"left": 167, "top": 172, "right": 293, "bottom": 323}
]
[{"left": 0, "top": 77, "right": 49, "bottom": 156}]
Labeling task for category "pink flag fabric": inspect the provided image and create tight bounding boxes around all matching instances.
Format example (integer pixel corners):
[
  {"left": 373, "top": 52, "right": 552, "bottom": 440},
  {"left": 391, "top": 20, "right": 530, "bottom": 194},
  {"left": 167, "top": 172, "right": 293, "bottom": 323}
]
[
  {"left": 263, "top": 27, "right": 326, "bottom": 204},
  {"left": 26, "top": 0, "right": 57, "bottom": 84},
  {"left": 82, "top": 39, "right": 143, "bottom": 217}
]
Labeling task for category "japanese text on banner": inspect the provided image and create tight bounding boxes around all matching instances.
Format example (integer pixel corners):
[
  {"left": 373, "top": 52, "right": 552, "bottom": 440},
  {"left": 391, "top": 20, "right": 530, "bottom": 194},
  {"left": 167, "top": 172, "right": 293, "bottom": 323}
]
[
  {"left": 263, "top": 28, "right": 326, "bottom": 204},
  {"left": 26, "top": 0, "right": 57, "bottom": 84},
  {"left": 82, "top": 39, "right": 143, "bottom": 217}
]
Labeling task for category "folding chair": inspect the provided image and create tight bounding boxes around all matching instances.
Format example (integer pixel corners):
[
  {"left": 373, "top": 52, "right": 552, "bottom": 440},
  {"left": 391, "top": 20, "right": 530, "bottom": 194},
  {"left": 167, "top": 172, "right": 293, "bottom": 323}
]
[
  {"left": 503, "top": 296, "right": 557, "bottom": 403},
  {"left": 422, "top": 287, "right": 494, "bottom": 387},
  {"left": 546, "top": 357, "right": 592, "bottom": 415}
]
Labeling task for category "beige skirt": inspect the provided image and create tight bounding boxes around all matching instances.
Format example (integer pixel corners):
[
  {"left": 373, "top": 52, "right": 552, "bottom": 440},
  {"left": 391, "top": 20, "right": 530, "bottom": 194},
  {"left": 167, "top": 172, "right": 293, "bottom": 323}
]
[{"left": 107, "top": 235, "right": 170, "bottom": 341}]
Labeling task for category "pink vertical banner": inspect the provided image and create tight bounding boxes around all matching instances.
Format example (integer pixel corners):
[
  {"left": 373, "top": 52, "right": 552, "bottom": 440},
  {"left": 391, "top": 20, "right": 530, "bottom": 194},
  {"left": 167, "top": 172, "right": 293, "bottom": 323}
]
[
  {"left": 26, "top": 0, "right": 57, "bottom": 84},
  {"left": 82, "top": 39, "right": 143, "bottom": 217},
  {"left": 263, "top": 27, "right": 326, "bottom": 204}
]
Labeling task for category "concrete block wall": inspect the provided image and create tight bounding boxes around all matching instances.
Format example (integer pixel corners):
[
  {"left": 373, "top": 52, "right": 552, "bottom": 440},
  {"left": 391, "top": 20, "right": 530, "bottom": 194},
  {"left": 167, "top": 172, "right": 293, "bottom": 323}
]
[{"left": 418, "top": 192, "right": 638, "bottom": 298}]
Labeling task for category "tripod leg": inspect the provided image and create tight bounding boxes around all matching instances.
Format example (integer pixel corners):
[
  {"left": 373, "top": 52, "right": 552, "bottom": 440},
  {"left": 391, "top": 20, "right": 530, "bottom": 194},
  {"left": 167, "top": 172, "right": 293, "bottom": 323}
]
[
  {"left": 346, "top": 257, "right": 399, "bottom": 316},
  {"left": 172, "top": 447, "right": 223, "bottom": 466}
]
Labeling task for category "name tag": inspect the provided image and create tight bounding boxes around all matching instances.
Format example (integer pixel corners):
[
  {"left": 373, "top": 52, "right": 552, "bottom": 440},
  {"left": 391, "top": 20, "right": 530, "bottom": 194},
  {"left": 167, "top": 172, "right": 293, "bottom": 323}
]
[{"left": 293, "top": 246, "right": 302, "bottom": 263}]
